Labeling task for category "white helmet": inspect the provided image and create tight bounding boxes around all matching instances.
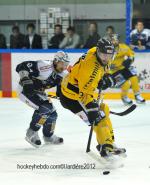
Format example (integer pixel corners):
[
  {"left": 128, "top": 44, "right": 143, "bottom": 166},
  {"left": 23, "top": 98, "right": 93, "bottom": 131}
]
[{"left": 53, "top": 51, "right": 70, "bottom": 65}]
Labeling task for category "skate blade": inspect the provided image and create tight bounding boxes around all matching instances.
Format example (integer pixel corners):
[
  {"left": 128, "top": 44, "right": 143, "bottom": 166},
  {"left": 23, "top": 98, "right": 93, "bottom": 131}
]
[
  {"left": 118, "top": 153, "right": 127, "bottom": 158},
  {"left": 111, "top": 151, "right": 127, "bottom": 158},
  {"left": 43, "top": 137, "right": 64, "bottom": 145},
  {"left": 43, "top": 141, "right": 64, "bottom": 145},
  {"left": 136, "top": 100, "right": 146, "bottom": 104},
  {"left": 123, "top": 102, "right": 133, "bottom": 106},
  {"left": 104, "top": 155, "right": 125, "bottom": 169},
  {"left": 25, "top": 137, "right": 41, "bottom": 148},
  {"left": 87, "top": 151, "right": 124, "bottom": 170},
  {"left": 113, "top": 153, "right": 127, "bottom": 158}
]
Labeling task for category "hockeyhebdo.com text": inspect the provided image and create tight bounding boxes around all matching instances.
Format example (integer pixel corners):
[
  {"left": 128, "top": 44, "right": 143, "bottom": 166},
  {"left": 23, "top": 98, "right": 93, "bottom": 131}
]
[{"left": 17, "top": 163, "right": 96, "bottom": 170}]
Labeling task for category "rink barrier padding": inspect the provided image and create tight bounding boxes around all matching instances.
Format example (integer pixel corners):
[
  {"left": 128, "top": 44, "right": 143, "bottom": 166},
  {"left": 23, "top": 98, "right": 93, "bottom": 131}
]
[
  {"left": 0, "top": 49, "right": 87, "bottom": 98},
  {"left": 0, "top": 53, "right": 12, "bottom": 97},
  {"left": 0, "top": 54, "right": 2, "bottom": 93},
  {"left": 10, "top": 91, "right": 150, "bottom": 100},
  {"left": 0, "top": 49, "right": 150, "bottom": 99}
]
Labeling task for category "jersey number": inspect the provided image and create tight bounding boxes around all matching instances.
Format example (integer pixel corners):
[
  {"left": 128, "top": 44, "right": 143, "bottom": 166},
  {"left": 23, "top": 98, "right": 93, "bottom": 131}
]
[{"left": 27, "top": 63, "right": 33, "bottom": 72}]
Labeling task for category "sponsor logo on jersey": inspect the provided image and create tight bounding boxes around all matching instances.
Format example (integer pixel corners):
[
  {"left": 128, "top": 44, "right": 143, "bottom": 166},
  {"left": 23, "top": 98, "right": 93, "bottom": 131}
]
[
  {"left": 83, "top": 62, "right": 100, "bottom": 90},
  {"left": 39, "top": 65, "right": 52, "bottom": 71}
]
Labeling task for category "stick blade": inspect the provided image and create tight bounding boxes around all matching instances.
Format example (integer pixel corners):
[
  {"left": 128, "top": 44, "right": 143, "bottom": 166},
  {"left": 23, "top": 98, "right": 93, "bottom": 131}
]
[{"left": 110, "top": 104, "right": 137, "bottom": 116}]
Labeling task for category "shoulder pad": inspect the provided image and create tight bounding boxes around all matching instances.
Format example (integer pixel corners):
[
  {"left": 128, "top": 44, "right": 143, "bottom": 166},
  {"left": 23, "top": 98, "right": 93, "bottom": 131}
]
[{"left": 16, "top": 61, "right": 39, "bottom": 77}]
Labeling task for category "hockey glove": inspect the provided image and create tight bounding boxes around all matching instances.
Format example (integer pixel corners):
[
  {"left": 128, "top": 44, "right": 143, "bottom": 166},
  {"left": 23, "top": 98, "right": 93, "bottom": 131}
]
[
  {"left": 98, "top": 74, "right": 116, "bottom": 90},
  {"left": 86, "top": 101, "right": 105, "bottom": 126}
]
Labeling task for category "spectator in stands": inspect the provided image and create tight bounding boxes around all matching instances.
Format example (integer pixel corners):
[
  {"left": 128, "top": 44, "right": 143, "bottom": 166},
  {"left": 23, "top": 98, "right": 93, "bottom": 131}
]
[
  {"left": 105, "top": 25, "right": 115, "bottom": 39},
  {"left": 83, "top": 22, "right": 100, "bottom": 49},
  {"left": 59, "top": 26, "right": 80, "bottom": 49},
  {"left": 130, "top": 20, "right": 150, "bottom": 50},
  {"left": 0, "top": 32, "right": 7, "bottom": 48},
  {"left": 24, "top": 23, "right": 42, "bottom": 49},
  {"left": 10, "top": 26, "right": 25, "bottom": 49},
  {"left": 48, "top": 24, "right": 65, "bottom": 48}
]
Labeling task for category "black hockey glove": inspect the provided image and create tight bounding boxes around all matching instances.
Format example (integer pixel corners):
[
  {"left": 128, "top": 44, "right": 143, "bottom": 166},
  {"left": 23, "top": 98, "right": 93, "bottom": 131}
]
[
  {"left": 86, "top": 101, "right": 105, "bottom": 126},
  {"left": 123, "top": 58, "right": 133, "bottom": 68},
  {"left": 98, "top": 74, "right": 116, "bottom": 90},
  {"left": 21, "top": 77, "right": 35, "bottom": 96}
]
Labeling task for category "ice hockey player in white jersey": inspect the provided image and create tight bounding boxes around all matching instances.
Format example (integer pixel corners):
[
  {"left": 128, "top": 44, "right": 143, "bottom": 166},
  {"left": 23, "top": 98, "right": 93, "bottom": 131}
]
[{"left": 16, "top": 51, "right": 70, "bottom": 148}]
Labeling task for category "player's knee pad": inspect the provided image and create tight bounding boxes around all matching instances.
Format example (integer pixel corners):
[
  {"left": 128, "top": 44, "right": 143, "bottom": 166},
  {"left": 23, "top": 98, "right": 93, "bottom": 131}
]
[
  {"left": 43, "top": 122, "right": 56, "bottom": 137},
  {"left": 45, "top": 110, "right": 58, "bottom": 125},
  {"left": 100, "top": 103, "right": 110, "bottom": 117},
  {"left": 31, "top": 101, "right": 58, "bottom": 126}
]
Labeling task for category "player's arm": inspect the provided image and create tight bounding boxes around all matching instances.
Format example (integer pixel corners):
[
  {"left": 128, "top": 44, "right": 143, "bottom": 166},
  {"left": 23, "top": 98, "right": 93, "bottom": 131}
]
[
  {"left": 122, "top": 45, "right": 135, "bottom": 68},
  {"left": 77, "top": 61, "right": 105, "bottom": 125},
  {"left": 16, "top": 61, "right": 39, "bottom": 95}
]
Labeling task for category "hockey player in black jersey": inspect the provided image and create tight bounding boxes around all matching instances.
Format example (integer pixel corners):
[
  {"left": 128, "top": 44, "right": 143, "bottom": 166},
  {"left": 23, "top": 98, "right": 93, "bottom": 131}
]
[{"left": 16, "top": 51, "right": 70, "bottom": 148}]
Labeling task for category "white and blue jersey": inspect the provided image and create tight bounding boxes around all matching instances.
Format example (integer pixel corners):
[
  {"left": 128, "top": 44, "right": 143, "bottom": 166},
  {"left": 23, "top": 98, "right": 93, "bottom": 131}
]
[
  {"left": 130, "top": 29, "right": 150, "bottom": 49},
  {"left": 16, "top": 60, "right": 65, "bottom": 92}
]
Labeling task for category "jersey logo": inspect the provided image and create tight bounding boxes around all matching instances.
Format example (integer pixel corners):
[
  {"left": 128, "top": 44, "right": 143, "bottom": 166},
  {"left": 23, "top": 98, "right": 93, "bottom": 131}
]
[{"left": 39, "top": 65, "right": 51, "bottom": 71}]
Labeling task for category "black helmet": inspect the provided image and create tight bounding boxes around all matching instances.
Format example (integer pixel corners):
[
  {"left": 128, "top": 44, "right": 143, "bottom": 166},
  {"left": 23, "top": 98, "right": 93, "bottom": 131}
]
[{"left": 97, "top": 38, "right": 114, "bottom": 54}]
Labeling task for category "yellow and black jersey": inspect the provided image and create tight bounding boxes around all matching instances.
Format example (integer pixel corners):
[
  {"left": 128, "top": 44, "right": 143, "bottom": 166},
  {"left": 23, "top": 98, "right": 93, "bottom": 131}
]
[
  {"left": 61, "top": 47, "right": 109, "bottom": 106},
  {"left": 110, "top": 43, "right": 134, "bottom": 74}
]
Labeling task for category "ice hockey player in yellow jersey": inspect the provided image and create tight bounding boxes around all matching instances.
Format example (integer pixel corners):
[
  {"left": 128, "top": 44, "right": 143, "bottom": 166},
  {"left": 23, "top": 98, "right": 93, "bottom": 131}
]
[
  {"left": 110, "top": 34, "right": 145, "bottom": 105},
  {"left": 60, "top": 38, "right": 126, "bottom": 158}
]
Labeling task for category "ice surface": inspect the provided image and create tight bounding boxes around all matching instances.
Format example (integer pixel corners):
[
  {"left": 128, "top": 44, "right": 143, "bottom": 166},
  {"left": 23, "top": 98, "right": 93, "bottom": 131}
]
[{"left": 0, "top": 98, "right": 150, "bottom": 185}]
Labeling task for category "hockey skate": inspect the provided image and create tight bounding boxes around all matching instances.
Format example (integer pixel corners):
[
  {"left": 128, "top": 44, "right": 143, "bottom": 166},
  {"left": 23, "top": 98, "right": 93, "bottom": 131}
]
[
  {"left": 113, "top": 143, "right": 127, "bottom": 158},
  {"left": 25, "top": 128, "right": 41, "bottom": 148},
  {"left": 94, "top": 144, "right": 125, "bottom": 169},
  {"left": 43, "top": 134, "right": 63, "bottom": 144},
  {"left": 96, "top": 144, "right": 126, "bottom": 158},
  {"left": 135, "top": 94, "right": 145, "bottom": 104},
  {"left": 121, "top": 96, "right": 133, "bottom": 105}
]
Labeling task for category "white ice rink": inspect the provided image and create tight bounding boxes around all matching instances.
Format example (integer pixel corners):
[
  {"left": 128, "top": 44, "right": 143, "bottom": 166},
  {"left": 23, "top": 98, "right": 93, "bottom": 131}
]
[{"left": 0, "top": 98, "right": 150, "bottom": 185}]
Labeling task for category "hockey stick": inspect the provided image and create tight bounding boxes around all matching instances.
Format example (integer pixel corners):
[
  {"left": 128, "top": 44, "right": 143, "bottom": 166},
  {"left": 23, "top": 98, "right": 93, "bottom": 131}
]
[
  {"left": 48, "top": 94, "right": 137, "bottom": 116},
  {"left": 110, "top": 104, "right": 136, "bottom": 116},
  {"left": 86, "top": 125, "right": 93, "bottom": 153},
  {"left": 86, "top": 88, "right": 102, "bottom": 153},
  {"left": 86, "top": 104, "right": 137, "bottom": 153}
]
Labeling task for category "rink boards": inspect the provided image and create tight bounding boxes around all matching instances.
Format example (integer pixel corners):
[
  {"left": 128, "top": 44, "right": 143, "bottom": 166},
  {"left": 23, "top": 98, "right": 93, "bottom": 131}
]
[{"left": 0, "top": 50, "right": 150, "bottom": 99}]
